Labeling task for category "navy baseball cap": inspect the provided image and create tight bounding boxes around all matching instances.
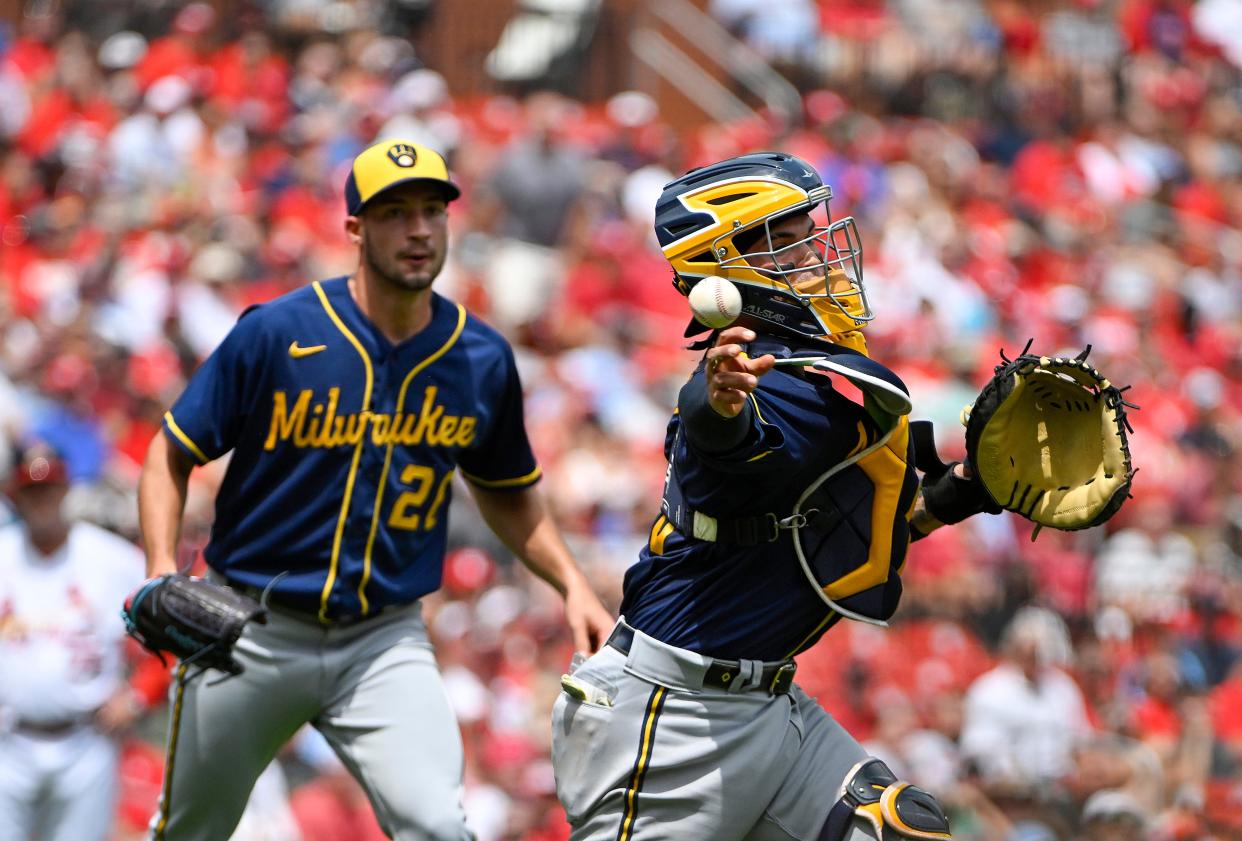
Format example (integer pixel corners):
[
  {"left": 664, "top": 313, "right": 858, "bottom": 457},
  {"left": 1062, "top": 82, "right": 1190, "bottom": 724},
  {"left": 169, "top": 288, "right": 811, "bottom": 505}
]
[{"left": 344, "top": 139, "right": 461, "bottom": 215}]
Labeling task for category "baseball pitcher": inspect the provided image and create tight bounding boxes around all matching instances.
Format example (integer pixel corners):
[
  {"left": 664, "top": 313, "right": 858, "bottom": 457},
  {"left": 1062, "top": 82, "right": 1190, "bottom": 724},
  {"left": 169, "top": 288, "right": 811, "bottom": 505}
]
[{"left": 133, "top": 140, "right": 613, "bottom": 841}]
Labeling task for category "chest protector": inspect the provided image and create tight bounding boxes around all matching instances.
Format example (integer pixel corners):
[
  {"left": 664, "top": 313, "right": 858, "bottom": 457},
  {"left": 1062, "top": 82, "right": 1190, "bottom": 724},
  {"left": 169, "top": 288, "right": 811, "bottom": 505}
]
[
  {"left": 663, "top": 342, "right": 919, "bottom": 626},
  {"left": 793, "top": 410, "right": 918, "bottom": 625}
]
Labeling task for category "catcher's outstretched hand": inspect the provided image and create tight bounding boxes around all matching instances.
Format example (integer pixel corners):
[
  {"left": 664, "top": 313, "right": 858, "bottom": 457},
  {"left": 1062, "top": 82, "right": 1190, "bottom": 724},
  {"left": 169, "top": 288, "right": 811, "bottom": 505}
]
[
  {"left": 705, "top": 327, "right": 776, "bottom": 417},
  {"left": 962, "top": 342, "right": 1137, "bottom": 533}
]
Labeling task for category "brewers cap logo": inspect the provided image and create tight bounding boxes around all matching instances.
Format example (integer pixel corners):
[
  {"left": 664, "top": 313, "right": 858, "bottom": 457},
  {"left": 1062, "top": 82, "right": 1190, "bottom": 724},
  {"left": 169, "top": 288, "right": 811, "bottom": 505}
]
[
  {"left": 387, "top": 144, "right": 418, "bottom": 168},
  {"left": 345, "top": 139, "right": 460, "bottom": 213}
]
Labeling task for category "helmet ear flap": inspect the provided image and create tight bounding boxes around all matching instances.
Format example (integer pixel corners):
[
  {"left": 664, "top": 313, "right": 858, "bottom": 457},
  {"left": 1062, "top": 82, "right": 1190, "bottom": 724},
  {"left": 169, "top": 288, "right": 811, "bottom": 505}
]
[{"left": 671, "top": 273, "right": 692, "bottom": 296}]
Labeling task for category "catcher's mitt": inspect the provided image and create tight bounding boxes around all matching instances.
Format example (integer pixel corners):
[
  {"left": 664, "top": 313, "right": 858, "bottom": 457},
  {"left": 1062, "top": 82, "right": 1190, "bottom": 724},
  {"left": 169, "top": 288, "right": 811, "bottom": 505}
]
[
  {"left": 122, "top": 574, "right": 267, "bottom": 676},
  {"left": 961, "top": 341, "right": 1137, "bottom": 534}
]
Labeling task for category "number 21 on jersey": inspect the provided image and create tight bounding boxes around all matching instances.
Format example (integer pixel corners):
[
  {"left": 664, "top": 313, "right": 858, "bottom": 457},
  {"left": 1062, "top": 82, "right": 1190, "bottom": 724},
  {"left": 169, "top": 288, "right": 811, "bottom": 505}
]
[{"left": 388, "top": 465, "right": 454, "bottom": 531}]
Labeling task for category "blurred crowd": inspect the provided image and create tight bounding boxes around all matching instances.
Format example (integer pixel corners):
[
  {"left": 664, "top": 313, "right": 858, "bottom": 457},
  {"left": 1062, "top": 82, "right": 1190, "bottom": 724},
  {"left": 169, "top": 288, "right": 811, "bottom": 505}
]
[{"left": 0, "top": 0, "right": 1240, "bottom": 839}]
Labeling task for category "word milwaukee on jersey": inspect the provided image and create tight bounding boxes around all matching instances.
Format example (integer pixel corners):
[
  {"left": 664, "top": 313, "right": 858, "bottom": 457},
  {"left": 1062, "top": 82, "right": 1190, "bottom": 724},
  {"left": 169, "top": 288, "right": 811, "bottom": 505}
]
[{"left": 264, "top": 386, "right": 477, "bottom": 450}]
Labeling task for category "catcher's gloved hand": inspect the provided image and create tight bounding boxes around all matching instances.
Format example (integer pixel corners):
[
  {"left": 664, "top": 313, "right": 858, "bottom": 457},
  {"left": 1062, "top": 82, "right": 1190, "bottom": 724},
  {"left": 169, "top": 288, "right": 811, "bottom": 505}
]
[
  {"left": 962, "top": 342, "right": 1137, "bottom": 533},
  {"left": 919, "top": 461, "right": 1002, "bottom": 525},
  {"left": 908, "top": 419, "right": 1001, "bottom": 527},
  {"left": 122, "top": 574, "right": 267, "bottom": 676}
]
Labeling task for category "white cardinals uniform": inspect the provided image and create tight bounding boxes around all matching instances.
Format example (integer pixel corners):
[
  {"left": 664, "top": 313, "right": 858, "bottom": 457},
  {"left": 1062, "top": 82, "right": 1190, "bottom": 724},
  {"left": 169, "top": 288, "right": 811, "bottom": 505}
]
[{"left": 0, "top": 521, "right": 145, "bottom": 841}]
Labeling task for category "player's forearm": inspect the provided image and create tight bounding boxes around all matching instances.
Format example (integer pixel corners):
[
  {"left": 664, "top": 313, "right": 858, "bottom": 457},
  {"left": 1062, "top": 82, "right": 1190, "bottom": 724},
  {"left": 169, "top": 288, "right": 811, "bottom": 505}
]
[
  {"left": 678, "top": 372, "right": 754, "bottom": 453},
  {"left": 469, "top": 484, "right": 588, "bottom": 598},
  {"left": 138, "top": 432, "right": 195, "bottom": 577}
]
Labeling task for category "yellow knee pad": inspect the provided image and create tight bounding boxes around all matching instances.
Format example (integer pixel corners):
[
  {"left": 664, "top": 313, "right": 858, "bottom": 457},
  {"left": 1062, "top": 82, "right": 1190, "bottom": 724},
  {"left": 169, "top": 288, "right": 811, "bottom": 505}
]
[{"left": 830, "top": 758, "right": 951, "bottom": 840}]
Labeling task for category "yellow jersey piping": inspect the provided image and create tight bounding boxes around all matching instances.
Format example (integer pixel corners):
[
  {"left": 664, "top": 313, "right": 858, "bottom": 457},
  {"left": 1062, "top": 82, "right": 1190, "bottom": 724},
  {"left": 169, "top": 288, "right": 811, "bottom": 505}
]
[
  {"left": 748, "top": 392, "right": 767, "bottom": 423},
  {"left": 617, "top": 685, "right": 667, "bottom": 841},
  {"left": 312, "top": 280, "right": 375, "bottom": 623},
  {"left": 163, "top": 412, "right": 209, "bottom": 464},
  {"left": 358, "top": 302, "right": 466, "bottom": 613},
  {"left": 784, "top": 612, "right": 836, "bottom": 660},
  {"left": 153, "top": 663, "right": 189, "bottom": 839},
  {"left": 460, "top": 465, "right": 543, "bottom": 489}
]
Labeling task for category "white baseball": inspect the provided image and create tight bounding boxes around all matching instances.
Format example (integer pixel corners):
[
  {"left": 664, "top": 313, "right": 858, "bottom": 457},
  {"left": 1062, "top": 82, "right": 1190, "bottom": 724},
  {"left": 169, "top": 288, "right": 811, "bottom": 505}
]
[{"left": 688, "top": 276, "right": 743, "bottom": 329}]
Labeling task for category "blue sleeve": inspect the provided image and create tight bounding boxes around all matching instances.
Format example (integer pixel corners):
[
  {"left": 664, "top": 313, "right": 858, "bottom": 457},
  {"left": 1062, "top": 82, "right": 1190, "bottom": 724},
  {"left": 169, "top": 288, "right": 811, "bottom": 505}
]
[
  {"left": 677, "top": 363, "right": 787, "bottom": 470},
  {"left": 457, "top": 344, "right": 540, "bottom": 490},
  {"left": 677, "top": 369, "right": 755, "bottom": 454},
  {"left": 163, "top": 308, "right": 267, "bottom": 464}
]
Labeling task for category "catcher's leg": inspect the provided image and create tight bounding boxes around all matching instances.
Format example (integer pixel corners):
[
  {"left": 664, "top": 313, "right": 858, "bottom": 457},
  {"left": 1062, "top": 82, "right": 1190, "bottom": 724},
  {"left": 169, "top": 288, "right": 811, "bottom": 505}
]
[
  {"left": 814, "top": 758, "right": 950, "bottom": 840},
  {"left": 743, "top": 686, "right": 950, "bottom": 841},
  {"left": 315, "top": 604, "right": 473, "bottom": 841},
  {"left": 552, "top": 633, "right": 797, "bottom": 841},
  {"left": 149, "top": 618, "right": 319, "bottom": 840}
]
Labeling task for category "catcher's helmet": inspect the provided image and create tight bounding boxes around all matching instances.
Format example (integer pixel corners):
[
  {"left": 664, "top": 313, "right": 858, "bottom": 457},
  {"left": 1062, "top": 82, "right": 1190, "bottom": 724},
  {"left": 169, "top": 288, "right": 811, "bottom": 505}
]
[{"left": 654, "top": 152, "right": 870, "bottom": 341}]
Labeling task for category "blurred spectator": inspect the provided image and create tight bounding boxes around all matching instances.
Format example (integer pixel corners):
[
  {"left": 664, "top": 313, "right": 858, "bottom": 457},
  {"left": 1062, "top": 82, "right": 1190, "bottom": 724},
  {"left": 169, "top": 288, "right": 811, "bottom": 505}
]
[
  {"left": 1095, "top": 493, "right": 1198, "bottom": 624},
  {"left": 960, "top": 607, "right": 1092, "bottom": 795},
  {"left": 0, "top": 27, "right": 32, "bottom": 140},
  {"left": 861, "top": 685, "right": 969, "bottom": 798},
  {"left": 131, "top": 2, "right": 214, "bottom": 91},
  {"left": 710, "top": 0, "right": 820, "bottom": 62},
  {"left": 0, "top": 445, "right": 148, "bottom": 841},
  {"left": 27, "top": 352, "right": 109, "bottom": 483},
  {"left": 474, "top": 92, "right": 589, "bottom": 329},
  {"left": 377, "top": 68, "right": 460, "bottom": 156},
  {"left": 1076, "top": 788, "right": 1148, "bottom": 841},
  {"left": 0, "top": 372, "right": 26, "bottom": 483},
  {"left": 1125, "top": 645, "right": 1215, "bottom": 808}
]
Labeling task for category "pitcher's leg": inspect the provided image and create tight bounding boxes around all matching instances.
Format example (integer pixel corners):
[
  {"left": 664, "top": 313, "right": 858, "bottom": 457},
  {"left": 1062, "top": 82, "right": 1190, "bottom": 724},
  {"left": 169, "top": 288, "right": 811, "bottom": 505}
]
[
  {"left": 151, "top": 622, "right": 318, "bottom": 840},
  {"left": 316, "top": 615, "right": 472, "bottom": 841}
]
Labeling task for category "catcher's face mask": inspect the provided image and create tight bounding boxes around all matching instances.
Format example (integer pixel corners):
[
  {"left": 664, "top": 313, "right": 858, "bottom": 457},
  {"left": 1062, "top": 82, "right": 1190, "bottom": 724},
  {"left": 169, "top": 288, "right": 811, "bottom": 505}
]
[
  {"left": 654, "top": 152, "right": 871, "bottom": 341},
  {"left": 727, "top": 211, "right": 871, "bottom": 338}
]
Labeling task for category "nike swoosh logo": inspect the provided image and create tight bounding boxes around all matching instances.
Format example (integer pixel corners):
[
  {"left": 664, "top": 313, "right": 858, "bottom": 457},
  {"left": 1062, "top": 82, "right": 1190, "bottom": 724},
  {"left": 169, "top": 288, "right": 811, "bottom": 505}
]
[{"left": 288, "top": 341, "right": 327, "bottom": 358}]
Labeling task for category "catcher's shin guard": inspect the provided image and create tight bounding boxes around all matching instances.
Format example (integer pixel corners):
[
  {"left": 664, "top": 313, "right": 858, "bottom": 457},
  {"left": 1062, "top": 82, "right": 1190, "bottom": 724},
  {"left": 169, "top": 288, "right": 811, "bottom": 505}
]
[{"left": 818, "top": 758, "right": 951, "bottom": 840}]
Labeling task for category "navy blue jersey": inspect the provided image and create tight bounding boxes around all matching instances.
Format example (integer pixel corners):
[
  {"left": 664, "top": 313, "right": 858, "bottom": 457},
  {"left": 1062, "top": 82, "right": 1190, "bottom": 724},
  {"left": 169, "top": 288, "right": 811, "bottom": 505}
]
[
  {"left": 620, "top": 358, "right": 913, "bottom": 662},
  {"left": 163, "top": 277, "right": 539, "bottom": 620}
]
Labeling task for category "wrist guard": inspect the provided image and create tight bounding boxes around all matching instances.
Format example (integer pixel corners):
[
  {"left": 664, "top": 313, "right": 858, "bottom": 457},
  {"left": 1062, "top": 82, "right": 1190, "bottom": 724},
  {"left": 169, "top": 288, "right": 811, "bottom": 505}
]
[{"left": 920, "top": 462, "right": 1002, "bottom": 525}]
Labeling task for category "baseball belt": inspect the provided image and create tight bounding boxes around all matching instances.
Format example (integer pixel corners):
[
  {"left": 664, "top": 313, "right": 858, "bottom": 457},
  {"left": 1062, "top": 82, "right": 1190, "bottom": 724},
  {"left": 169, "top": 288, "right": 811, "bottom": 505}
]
[
  {"left": 607, "top": 623, "right": 796, "bottom": 696},
  {"left": 213, "top": 573, "right": 402, "bottom": 629},
  {"left": 14, "top": 714, "right": 94, "bottom": 737}
]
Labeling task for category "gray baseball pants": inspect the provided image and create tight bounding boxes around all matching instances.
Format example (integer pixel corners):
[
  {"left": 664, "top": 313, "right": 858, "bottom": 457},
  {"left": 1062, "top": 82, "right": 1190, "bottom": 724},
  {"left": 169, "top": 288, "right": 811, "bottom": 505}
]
[
  {"left": 551, "top": 625, "right": 879, "bottom": 841},
  {"left": 149, "top": 601, "right": 473, "bottom": 841}
]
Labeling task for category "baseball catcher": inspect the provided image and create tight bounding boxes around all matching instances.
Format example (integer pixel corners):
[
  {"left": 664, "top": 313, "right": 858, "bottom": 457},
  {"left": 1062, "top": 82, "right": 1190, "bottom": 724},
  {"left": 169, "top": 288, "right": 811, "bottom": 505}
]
[
  {"left": 960, "top": 341, "right": 1137, "bottom": 537},
  {"left": 549, "top": 150, "right": 1145, "bottom": 841},
  {"left": 122, "top": 573, "right": 267, "bottom": 676}
]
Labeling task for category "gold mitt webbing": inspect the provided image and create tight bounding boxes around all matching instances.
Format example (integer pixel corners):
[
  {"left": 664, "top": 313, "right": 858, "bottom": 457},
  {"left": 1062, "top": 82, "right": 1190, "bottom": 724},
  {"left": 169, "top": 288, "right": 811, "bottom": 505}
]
[{"left": 962, "top": 343, "right": 1136, "bottom": 532}]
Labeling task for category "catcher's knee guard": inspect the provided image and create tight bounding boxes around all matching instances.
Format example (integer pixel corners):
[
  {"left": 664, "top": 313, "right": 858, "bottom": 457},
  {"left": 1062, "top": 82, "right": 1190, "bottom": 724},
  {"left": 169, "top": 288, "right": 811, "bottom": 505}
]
[{"left": 818, "top": 758, "right": 951, "bottom": 840}]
